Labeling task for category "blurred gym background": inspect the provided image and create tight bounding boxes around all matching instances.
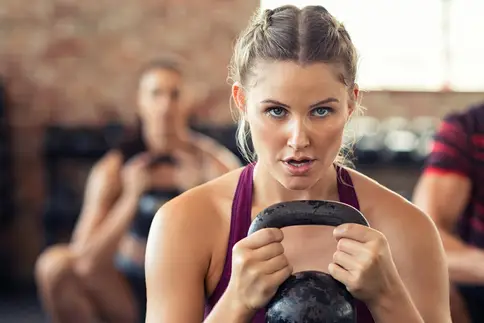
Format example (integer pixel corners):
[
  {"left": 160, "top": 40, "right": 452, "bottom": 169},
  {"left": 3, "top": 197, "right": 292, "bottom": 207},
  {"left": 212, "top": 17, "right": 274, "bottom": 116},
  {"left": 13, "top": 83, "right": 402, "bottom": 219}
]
[{"left": 0, "top": 0, "right": 483, "bottom": 321}]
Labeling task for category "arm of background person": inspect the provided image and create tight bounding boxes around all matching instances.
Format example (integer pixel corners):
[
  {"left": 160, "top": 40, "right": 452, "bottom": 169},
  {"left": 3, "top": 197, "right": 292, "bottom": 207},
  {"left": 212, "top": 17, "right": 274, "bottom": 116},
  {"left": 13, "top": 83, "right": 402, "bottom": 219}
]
[
  {"left": 197, "top": 133, "right": 243, "bottom": 178},
  {"left": 70, "top": 151, "right": 140, "bottom": 271},
  {"left": 412, "top": 118, "right": 484, "bottom": 284}
]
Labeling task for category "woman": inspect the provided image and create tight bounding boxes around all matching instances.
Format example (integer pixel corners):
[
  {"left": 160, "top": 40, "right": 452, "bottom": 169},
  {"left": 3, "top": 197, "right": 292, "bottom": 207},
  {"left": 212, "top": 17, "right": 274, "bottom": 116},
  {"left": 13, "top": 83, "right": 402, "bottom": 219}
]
[
  {"left": 145, "top": 6, "right": 451, "bottom": 323},
  {"left": 34, "top": 59, "right": 241, "bottom": 323}
]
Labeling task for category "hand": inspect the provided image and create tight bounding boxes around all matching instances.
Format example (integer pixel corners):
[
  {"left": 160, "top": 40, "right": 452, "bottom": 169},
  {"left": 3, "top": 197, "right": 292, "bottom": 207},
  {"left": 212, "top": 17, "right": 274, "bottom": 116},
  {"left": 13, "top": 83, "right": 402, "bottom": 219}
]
[
  {"left": 121, "top": 153, "right": 152, "bottom": 197},
  {"left": 328, "top": 223, "right": 401, "bottom": 306},
  {"left": 227, "top": 228, "right": 293, "bottom": 314}
]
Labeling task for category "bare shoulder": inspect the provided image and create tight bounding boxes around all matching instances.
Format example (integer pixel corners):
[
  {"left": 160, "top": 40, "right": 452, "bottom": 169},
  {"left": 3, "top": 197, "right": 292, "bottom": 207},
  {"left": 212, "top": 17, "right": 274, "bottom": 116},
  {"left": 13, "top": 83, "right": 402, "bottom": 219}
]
[
  {"left": 346, "top": 167, "right": 435, "bottom": 235},
  {"left": 192, "top": 131, "right": 242, "bottom": 172},
  {"left": 345, "top": 167, "right": 444, "bottom": 268},
  {"left": 84, "top": 151, "right": 123, "bottom": 200},
  {"left": 192, "top": 131, "right": 228, "bottom": 152},
  {"left": 89, "top": 150, "right": 123, "bottom": 182},
  {"left": 151, "top": 167, "right": 244, "bottom": 238}
]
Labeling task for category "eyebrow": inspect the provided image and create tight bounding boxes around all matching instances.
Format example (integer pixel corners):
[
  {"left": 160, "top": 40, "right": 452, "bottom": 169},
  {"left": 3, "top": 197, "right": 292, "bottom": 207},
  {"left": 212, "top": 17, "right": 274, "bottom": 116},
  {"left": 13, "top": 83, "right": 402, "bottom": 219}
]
[{"left": 260, "top": 98, "right": 340, "bottom": 108}]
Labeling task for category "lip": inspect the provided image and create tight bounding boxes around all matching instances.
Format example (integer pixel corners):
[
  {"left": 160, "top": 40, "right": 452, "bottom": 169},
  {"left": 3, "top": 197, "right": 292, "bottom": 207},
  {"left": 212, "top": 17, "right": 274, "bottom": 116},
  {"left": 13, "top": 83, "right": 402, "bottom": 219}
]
[
  {"left": 282, "top": 156, "right": 315, "bottom": 162},
  {"left": 282, "top": 159, "right": 315, "bottom": 176}
]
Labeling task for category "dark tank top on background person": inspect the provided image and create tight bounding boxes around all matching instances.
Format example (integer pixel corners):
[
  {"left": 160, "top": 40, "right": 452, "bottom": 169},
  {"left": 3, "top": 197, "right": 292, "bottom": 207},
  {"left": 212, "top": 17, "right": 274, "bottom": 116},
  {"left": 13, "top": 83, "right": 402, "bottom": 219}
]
[
  {"left": 204, "top": 163, "right": 375, "bottom": 323},
  {"left": 114, "top": 128, "right": 189, "bottom": 322},
  {"left": 116, "top": 129, "right": 183, "bottom": 241}
]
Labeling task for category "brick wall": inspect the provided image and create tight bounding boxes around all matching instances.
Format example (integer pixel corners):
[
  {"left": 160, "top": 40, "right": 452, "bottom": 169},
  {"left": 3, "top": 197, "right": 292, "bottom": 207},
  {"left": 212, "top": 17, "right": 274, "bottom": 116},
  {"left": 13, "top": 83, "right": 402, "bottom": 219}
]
[
  {"left": 1, "top": 0, "right": 483, "bottom": 279},
  {"left": 1, "top": 0, "right": 259, "bottom": 280}
]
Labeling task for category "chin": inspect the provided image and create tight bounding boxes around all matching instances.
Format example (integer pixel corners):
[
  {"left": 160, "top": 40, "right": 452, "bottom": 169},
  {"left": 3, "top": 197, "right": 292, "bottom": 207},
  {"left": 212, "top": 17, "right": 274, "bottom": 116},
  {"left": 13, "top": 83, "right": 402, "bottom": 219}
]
[{"left": 279, "top": 176, "right": 318, "bottom": 192}]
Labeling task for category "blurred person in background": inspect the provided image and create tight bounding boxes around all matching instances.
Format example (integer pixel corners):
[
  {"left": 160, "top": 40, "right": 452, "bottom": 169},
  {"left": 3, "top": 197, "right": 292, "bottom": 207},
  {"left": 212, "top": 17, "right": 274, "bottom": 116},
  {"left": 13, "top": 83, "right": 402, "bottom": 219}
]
[
  {"left": 34, "top": 58, "right": 242, "bottom": 323},
  {"left": 413, "top": 102, "right": 484, "bottom": 323}
]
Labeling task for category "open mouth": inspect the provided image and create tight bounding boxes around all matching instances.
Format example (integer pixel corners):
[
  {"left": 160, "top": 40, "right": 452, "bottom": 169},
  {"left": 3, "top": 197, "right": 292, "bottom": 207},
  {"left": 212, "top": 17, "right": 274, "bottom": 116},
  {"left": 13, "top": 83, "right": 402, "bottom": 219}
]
[{"left": 284, "top": 159, "right": 314, "bottom": 167}]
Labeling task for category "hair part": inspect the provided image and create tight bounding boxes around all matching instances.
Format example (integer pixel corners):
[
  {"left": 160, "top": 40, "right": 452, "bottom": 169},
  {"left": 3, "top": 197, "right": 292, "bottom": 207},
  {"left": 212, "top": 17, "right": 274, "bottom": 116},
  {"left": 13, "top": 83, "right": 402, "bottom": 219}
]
[{"left": 228, "top": 5, "right": 362, "bottom": 165}]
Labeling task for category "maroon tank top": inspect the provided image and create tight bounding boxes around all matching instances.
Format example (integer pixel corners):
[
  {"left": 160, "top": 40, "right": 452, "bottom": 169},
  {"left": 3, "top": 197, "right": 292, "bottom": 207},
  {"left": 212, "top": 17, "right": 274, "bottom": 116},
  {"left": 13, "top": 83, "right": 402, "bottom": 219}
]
[{"left": 204, "top": 163, "right": 375, "bottom": 323}]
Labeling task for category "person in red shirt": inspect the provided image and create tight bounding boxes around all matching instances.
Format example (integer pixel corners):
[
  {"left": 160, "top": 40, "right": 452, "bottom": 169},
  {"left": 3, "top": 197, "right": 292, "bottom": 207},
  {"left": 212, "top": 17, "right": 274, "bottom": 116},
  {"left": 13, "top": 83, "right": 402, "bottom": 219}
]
[{"left": 413, "top": 102, "right": 484, "bottom": 323}]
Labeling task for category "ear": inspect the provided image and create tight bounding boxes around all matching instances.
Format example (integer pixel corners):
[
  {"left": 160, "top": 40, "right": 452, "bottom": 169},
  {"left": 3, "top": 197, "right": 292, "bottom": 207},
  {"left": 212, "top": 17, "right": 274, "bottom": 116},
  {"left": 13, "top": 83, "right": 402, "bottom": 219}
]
[
  {"left": 232, "top": 82, "right": 247, "bottom": 113},
  {"left": 353, "top": 83, "right": 359, "bottom": 103},
  {"left": 347, "top": 83, "right": 359, "bottom": 119}
]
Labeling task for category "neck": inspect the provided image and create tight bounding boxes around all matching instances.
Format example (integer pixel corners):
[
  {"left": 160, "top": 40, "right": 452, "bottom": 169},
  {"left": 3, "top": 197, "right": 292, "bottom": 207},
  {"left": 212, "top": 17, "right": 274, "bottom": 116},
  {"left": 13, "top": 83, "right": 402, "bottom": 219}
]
[
  {"left": 252, "top": 162, "right": 339, "bottom": 207},
  {"left": 142, "top": 121, "right": 191, "bottom": 154}
]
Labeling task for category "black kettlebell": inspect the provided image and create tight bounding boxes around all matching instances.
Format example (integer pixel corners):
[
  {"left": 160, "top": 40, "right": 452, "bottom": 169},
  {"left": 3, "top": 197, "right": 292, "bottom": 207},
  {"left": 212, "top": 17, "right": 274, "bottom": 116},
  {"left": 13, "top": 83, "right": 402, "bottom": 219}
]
[
  {"left": 149, "top": 154, "right": 177, "bottom": 167},
  {"left": 247, "top": 200, "right": 370, "bottom": 323}
]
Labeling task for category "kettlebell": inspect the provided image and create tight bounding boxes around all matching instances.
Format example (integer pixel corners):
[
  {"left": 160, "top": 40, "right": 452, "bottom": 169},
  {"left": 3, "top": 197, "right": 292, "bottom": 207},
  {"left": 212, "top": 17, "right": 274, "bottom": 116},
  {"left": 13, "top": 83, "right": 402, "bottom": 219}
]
[
  {"left": 149, "top": 154, "right": 177, "bottom": 167},
  {"left": 247, "top": 200, "right": 370, "bottom": 323},
  {"left": 129, "top": 153, "right": 180, "bottom": 238}
]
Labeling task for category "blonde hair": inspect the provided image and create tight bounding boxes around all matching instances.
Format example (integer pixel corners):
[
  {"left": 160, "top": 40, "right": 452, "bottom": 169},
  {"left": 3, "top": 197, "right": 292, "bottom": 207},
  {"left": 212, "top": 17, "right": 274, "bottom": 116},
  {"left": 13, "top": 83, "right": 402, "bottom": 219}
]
[{"left": 228, "top": 5, "right": 363, "bottom": 165}]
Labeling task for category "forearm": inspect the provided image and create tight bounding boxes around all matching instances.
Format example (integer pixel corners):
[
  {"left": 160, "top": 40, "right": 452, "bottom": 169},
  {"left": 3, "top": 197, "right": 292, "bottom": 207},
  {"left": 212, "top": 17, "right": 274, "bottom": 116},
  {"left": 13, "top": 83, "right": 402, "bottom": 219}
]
[
  {"left": 440, "top": 229, "right": 484, "bottom": 283},
  {"left": 204, "top": 291, "right": 255, "bottom": 323},
  {"left": 370, "top": 280, "right": 424, "bottom": 323},
  {"left": 72, "top": 193, "right": 139, "bottom": 265}
]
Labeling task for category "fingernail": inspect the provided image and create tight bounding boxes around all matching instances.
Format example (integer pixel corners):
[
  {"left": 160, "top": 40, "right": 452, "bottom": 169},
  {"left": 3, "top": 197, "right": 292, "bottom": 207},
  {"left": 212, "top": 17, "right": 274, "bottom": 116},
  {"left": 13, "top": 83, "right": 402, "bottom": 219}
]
[{"left": 333, "top": 226, "right": 345, "bottom": 235}]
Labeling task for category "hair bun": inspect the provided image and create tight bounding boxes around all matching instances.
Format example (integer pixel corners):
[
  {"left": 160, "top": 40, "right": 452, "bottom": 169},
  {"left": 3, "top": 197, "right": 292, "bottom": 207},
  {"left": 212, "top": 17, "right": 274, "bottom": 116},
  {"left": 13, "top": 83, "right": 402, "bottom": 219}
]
[{"left": 262, "top": 9, "right": 274, "bottom": 31}]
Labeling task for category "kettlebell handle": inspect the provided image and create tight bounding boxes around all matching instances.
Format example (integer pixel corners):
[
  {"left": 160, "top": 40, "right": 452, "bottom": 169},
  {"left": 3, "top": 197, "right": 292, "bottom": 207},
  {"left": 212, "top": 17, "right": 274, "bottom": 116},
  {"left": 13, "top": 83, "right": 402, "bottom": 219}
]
[
  {"left": 248, "top": 200, "right": 369, "bottom": 235},
  {"left": 149, "top": 154, "right": 177, "bottom": 167}
]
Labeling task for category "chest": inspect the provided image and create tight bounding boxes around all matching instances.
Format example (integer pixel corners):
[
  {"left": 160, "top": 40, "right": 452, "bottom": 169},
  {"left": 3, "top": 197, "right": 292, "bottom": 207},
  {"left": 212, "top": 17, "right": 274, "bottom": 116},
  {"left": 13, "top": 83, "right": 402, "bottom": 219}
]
[
  {"left": 280, "top": 225, "right": 338, "bottom": 274},
  {"left": 148, "top": 156, "right": 206, "bottom": 191}
]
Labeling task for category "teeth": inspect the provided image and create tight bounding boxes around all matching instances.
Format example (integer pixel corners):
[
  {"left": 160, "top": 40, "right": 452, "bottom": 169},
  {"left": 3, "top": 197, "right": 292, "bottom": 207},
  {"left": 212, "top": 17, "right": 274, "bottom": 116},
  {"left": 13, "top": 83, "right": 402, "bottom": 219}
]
[{"left": 288, "top": 160, "right": 309, "bottom": 167}]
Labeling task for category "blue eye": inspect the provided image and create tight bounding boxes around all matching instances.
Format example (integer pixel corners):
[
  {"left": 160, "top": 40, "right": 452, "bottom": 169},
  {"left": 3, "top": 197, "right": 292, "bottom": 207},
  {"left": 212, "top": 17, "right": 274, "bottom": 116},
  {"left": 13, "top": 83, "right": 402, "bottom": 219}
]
[
  {"left": 312, "top": 107, "right": 331, "bottom": 117},
  {"left": 267, "top": 107, "right": 287, "bottom": 118}
]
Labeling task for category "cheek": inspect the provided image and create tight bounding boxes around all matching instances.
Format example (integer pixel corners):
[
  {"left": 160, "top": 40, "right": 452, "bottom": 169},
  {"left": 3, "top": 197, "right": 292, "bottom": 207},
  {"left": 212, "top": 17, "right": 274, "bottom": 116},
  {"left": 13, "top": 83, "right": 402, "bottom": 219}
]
[
  {"left": 248, "top": 115, "right": 283, "bottom": 152},
  {"left": 313, "top": 117, "right": 346, "bottom": 146}
]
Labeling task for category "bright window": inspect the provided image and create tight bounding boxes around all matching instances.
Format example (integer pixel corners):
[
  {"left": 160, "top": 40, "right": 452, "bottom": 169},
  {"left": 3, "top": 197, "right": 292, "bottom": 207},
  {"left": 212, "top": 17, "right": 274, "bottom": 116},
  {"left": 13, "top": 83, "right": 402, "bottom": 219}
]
[
  {"left": 260, "top": 0, "right": 483, "bottom": 92},
  {"left": 447, "top": 0, "right": 484, "bottom": 91}
]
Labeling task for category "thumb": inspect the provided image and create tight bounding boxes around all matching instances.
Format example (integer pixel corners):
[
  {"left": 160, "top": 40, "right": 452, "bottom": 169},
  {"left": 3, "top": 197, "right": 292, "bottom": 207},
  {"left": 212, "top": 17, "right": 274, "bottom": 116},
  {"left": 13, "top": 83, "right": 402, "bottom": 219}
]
[{"left": 131, "top": 152, "right": 152, "bottom": 166}]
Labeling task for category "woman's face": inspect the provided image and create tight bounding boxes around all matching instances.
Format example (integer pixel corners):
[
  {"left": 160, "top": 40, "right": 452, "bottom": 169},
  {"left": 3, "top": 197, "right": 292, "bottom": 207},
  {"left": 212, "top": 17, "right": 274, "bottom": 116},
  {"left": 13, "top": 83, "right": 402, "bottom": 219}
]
[
  {"left": 137, "top": 68, "right": 184, "bottom": 136},
  {"left": 233, "top": 61, "right": 356, "bottom": 191}
]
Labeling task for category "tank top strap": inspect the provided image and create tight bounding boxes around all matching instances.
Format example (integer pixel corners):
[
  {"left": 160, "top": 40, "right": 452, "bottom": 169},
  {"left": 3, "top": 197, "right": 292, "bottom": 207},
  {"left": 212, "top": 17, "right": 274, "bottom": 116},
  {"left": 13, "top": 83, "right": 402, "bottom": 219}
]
[
  {"left": 205, "top": 163, "right": 255, "bottom": 310},
  {"left": 335, "top": 164, "right": 360, "bottom": 210}
]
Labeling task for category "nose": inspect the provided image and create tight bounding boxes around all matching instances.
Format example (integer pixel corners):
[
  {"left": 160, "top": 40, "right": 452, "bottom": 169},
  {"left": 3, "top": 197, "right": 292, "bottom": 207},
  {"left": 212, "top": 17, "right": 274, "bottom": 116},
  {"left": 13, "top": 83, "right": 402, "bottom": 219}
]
[
  {"left": 287, "top": 119, "right": 310, "bottom": 150},
  {"left": 156, "top": 97, "right": 174, "bottom": 115}
]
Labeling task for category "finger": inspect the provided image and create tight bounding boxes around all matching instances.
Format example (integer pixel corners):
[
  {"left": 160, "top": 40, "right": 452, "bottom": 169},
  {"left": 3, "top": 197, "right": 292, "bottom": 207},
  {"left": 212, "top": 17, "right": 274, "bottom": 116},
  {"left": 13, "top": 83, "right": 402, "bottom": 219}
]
[
  {"left": 336, "top": 238, "right": 366, "bottom": 256},
  {"left": 259, "top": 254, "right": 289, "bottom": 274},
  {"left": 328, "top": 262, "right": 351, "bottom": 286},
  {"left": 253, "top": 242, "right": 284, "bottom": 261},
  {"left": 127, "top": 152, "right": 151, "bottom": 166},
  {"left": 139, "top": 152, "right": 154, "bottom": 165},
  {"left": 173, "top": 149, "right": 192, "bottom": 161},
  {"left": 242, "top": 228, "right": 284, "bottom": 250},
  {"left": 333, "top": 250, "right": 360, "bottom": 272},
  {"left": 265, "top": 263, "right": 293, "bottom": 288},
  {"left": 333, "top": 223, "right": 381, "bottom": 243}
]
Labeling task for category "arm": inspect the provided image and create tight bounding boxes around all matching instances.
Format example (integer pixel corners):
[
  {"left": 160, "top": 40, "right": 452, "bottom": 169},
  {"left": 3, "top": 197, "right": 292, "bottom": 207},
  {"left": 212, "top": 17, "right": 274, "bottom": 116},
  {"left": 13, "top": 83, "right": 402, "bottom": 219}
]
[
  {"left": 413, "top": 173, "right": 484, "bottom": 283},
  {"left": 412, "top": 118, "right": 483, "bottom": 283},
  {"left": 373, "top": 198, "right": 451, "bottom": 323},
  {"left": 71, "top": 152, "right": 140, "bottom": 269},
  {"left": 71, "top": 151, "right": 123, "bottom": 244},
  {"left": 145, "top": 190, "right": 251, "bottom": 323}
]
